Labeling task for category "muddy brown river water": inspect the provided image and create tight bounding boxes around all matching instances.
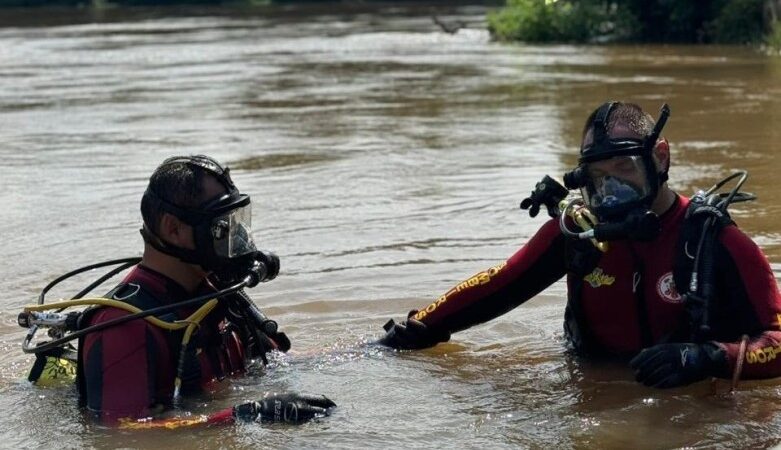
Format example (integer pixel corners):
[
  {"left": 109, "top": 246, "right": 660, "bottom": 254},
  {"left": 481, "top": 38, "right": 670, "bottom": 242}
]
[{"left": 1, "top": 4, "right": 780, "bottom": 449}]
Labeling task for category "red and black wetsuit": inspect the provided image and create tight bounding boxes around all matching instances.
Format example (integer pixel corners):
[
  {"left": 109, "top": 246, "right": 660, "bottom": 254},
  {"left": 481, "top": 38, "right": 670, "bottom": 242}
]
[
  {"left": 77, "top": 265, "right": 246, "bottom": 422},
  {"left": 414, "top": 195, "right": 781, "bottom": 379}
]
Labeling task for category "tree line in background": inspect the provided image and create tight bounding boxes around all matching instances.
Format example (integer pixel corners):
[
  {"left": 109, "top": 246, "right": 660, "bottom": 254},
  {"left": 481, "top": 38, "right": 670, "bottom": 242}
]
[
  {"left": 1, "top": 0, "right": 780, "bottom": 51},
  {"left": 488, "top": 0, "right": 781, "bottom": 49}
]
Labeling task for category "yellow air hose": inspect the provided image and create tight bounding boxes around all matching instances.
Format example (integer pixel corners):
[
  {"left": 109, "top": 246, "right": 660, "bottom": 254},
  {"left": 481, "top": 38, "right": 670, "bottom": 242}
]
[{"left": 172, "top": 299, "right": 218, "bottom": 403}]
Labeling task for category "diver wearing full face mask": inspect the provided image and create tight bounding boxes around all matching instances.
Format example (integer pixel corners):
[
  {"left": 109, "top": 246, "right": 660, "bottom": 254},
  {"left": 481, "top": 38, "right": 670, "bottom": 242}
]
[
  {"left": 139, "top": 155, "right": 270, "bottom": 286},
  {"left": 377, "top": 102, "right": 781, "bottom": 390},
  {"left": 65, "top": 155, "right": 336, "bottom": 425},
  {"left": 560, "top": 101, "right": 673, "bottom": 242}
]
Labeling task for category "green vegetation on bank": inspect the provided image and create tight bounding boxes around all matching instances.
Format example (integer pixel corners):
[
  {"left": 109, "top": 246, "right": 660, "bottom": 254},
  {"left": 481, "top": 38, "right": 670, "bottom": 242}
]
[
  {"left": 488, "top": 0, "right": 779, "bottom": 46},
  {"left": 768, "top": 19, "right": 781, "bottom": 51}
]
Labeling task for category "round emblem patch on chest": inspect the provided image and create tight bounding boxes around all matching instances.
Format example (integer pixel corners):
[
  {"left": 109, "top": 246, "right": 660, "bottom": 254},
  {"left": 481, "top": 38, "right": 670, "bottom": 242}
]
[{"left": 657, "top": 272, "right": 682, "bottom": 303}]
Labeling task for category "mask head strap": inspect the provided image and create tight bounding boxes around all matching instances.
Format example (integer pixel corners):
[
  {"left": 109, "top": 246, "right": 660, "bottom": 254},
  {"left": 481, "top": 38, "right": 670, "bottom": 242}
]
[
  {"left": 591, "top": 101, "right": 616, "bottom": 151},
  {"left": 644, "top": 103, "right": 671, "bottom": 183},
  {"left": 644, "top": 103, "right": 670, "bottom": 152},
  {"left": 143, "top": 154, "right": 246, "bottom": 223},
  {"left": 158, "top": 155, "right": 237, "bottom": 193}
]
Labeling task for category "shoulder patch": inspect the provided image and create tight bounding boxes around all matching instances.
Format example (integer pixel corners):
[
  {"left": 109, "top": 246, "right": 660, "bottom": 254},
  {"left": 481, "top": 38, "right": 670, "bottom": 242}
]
[{"left": 657, "top": 272, "right": 682, "bottom": 303}]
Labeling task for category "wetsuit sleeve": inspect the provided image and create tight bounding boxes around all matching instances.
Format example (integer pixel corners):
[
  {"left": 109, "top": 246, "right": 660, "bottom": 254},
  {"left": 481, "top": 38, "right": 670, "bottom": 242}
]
[
  {"left": 414, "top": 218, "right": 567, "bottom": 333},
  {"left": 81, "top": 308, "right": 168, "bottom": 422},
  {"left": 712, "top": 226, "right": 781, "bottom": 379}
]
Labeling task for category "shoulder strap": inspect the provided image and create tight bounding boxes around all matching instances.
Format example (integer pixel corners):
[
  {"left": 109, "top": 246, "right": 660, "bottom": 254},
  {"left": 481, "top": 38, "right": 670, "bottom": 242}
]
[
  {"left": 673, "top": 203, "right": 701, "bottom": 304},
  {"left": 104, "top": 283, "right": 179, "bottom": 322}
]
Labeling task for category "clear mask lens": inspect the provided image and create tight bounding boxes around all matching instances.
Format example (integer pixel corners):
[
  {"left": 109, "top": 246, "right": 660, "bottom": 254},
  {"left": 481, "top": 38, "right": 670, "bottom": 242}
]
[
  {"left": 582, "top": 155, "right": 651, "bottom": 213},
  {"left": 211, "top": 204, "right": 256, "bottom": 258}
]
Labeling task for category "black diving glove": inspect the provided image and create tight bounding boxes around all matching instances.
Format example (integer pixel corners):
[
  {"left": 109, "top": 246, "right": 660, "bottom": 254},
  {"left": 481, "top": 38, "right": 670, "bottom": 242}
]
[
  {"left": 377, "top": 309, "right": 451, "bottom": 350},
  {"left": 519, "top": 175, "right": 569, "bottom": 218},
  {"left": 629, "top": 342, "right": 727, "bottom": 389},
  {"left": 233, "top": 392, "right": 336, "bottom": 424}
]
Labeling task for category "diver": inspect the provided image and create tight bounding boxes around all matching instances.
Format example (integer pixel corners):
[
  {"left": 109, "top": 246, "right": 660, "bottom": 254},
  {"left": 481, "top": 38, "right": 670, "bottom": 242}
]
[
  {"left": 22, "top": 155, "right": 335, "bottom": 426},
  {"left": 377, "top": 101, "right": 781, "bottom": 389}
]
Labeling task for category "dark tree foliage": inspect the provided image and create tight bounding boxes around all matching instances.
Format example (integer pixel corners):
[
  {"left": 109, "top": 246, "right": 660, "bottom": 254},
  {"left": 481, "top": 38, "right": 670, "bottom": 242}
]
[{"left": 489, "top": 0, "right": 771, "bottom": 44}]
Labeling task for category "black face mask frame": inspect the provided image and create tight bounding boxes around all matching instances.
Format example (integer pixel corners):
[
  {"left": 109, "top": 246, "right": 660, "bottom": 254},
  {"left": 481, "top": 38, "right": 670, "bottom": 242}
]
[{"left": 563, "top": 102, "right": 671, "bottom": 222}]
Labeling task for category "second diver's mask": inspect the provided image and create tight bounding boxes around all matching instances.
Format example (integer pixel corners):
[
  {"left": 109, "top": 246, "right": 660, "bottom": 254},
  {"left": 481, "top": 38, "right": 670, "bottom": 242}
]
[
  {"left": 564, "top": 102, "right": 670, "bottom": 224},
  {"left": 140, "top": 155, "right": 258, "bottom": 274}
]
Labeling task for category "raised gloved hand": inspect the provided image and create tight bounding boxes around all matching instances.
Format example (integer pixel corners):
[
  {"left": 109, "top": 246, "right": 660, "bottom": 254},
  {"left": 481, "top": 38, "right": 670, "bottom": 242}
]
[
  {"left": 629, "top": 342, "right": 726, "bottom": 388},
  {"left": 233, "top": 392, "right": 336, "bottom": 424},
  {"left": 376, "top": 309, "right": 451, "bottom": 350},
  {"left": 519, "top": 175, "right": 569, "bottom": 218}
]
